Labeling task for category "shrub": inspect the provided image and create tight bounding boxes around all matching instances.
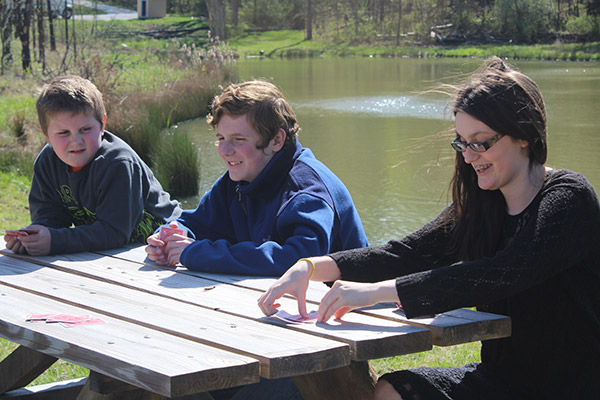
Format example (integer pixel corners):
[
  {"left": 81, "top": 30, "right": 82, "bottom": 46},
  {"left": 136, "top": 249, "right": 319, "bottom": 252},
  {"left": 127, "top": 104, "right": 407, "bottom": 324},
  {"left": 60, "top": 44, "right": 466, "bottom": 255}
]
[
  {"left": 565, "top": 15, "right": 600, "bottom": 40},
  {"left": 154, "top": 130, "right": 199, "bottom": 197}
]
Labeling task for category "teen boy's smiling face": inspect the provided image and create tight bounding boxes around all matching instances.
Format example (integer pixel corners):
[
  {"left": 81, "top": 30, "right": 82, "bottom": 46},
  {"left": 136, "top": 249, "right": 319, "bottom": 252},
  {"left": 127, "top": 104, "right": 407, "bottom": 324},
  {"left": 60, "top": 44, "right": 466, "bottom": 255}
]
[
  {"left": 45, "top": 111, "right": 105, "bottom": 169},
  {"left": 216, "top": 113, "right": 284, "bottom": 183}
]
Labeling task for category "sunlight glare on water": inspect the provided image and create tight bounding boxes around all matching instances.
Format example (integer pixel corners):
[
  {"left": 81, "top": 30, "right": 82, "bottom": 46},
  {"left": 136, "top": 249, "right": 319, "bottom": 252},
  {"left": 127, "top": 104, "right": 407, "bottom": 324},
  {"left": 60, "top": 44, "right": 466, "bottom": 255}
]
[{"left": 294, "top": 95, "right": 447, "bottom": 119}]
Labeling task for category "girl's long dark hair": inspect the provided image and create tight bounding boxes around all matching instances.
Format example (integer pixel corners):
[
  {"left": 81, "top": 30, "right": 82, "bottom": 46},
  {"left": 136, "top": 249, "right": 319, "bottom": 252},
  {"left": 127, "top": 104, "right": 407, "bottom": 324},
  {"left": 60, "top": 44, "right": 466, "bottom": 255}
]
[{"left": 447, "top": 57, "right": 548, "bottom": 261}]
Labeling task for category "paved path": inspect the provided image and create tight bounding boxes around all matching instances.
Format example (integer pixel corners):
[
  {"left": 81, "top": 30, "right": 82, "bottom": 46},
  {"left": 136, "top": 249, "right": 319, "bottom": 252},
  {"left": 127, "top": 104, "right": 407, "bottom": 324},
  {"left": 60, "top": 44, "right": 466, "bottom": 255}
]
[{"left": 76, "top": 0, "right": 138, "bottom": 21}]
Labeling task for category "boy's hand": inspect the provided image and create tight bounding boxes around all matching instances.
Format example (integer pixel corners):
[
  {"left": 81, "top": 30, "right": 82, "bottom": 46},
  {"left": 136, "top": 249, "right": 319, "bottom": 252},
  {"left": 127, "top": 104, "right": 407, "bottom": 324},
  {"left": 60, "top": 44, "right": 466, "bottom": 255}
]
[
  {"left": 162, "top": 235, "right": 194, "bottom": 267},
  {"left": 8, "top": 225, "right": 51, "bottom": 256},
  {"left": 146, "top": 232, "right": 168, "bottom": 265},
  {"left": 145, "top": 221, "right": 190, "bottom": 267},
  {"left": 4, "top": 231, "right": 27, "bottom": 254}
]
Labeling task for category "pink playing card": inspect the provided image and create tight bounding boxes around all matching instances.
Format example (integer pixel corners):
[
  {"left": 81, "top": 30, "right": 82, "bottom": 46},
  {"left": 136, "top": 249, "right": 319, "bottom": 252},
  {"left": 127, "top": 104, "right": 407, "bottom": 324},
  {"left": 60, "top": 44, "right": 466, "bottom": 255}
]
[
  {"left": 61, "top": 318, "right": 106, "bottom": 328},
  {"left": 159, "top": 226, "right": 185, "bottom": 240},
  {"left": 45, "top": 314, "right": 91, "bottom": 323},
  {"left": 26, "top": 314, "right": 56, "bottom": 321},
  {"left": 274, "top": 310, "right": 318, "bottom": 324}
]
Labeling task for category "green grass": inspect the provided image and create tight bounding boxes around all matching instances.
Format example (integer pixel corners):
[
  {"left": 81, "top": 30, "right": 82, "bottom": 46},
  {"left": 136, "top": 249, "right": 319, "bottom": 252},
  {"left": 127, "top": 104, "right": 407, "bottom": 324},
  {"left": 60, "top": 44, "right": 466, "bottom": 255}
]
[
  {"left": 227, "top": 29, "right": 600, "bottom": 61},
  {"left": 371, "top": 342, "right": 481, "bottom": 376}
]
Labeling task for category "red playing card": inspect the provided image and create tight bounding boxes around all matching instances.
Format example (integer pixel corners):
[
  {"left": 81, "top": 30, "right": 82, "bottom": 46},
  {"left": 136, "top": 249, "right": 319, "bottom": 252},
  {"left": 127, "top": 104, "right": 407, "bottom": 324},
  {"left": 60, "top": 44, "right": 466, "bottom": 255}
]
[
  {"left": 4, "top": 230, "right": 28, "bottom": 237},
  {"left": 159, "top": 226, "right": 185, "bottom": 240},
  {"left": 19, "top": 229, "right": 40, "bottom": 234},
  {"left": 45, "top": 314, "right": 91, "bottom": 323},
  {"left": 61, "top": 318, "right": 106, "bottom": 328},
  {"left": 26, "top": 314, "right": 56, "bottom": 321},
  {"left": 3, "top": 229, "right": 40, "bottom": 236}
]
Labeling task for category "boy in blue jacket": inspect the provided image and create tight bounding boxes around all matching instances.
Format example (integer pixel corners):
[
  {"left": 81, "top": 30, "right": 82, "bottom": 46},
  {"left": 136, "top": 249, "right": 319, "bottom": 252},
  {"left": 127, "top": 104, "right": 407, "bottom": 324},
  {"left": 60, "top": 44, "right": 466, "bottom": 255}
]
[
  {"left": 4, "top": 75, "right": 182, "bottom": 256},
  {"left": 145, "top": 80, "right": 368, "bottom": 275}
]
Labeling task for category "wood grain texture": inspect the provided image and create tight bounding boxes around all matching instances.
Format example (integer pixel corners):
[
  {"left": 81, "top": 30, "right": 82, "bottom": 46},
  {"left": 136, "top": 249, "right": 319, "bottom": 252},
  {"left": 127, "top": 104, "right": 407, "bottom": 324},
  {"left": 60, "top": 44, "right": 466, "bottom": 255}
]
[
  {"left": 0, "top": 253, "right": 351, "bottom": 379},
  {"left": 0, "top": 249, "right": 431, "bottom": 362},
  {"left": 92, "top": 245, "right": 510, "bottom": 346},
  {"left": 0, "top": 283, "right": 258, "bottom": 397}
]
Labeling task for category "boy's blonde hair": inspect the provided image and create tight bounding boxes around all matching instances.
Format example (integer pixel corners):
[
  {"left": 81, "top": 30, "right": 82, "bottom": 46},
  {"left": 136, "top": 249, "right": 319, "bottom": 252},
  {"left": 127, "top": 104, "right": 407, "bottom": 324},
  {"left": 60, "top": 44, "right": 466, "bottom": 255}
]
[{"left": 36, "top": 75, "right": 106, "bottom": 135}]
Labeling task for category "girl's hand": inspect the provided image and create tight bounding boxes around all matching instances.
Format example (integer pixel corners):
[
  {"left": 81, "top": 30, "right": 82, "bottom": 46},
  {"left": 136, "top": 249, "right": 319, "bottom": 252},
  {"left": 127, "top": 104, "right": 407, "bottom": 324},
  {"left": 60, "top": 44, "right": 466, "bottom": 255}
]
[
  {"left": 317, "top": 279, "right": 399, "bottom": 323},
  {"left": 258, "top": 259, "right": 315, "bottom": 318}
]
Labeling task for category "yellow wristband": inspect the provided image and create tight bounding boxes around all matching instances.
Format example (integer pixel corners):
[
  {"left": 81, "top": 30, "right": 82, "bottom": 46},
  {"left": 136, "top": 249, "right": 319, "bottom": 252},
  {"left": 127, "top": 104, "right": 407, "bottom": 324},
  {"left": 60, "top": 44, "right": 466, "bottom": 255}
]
[{"left": 298, "top": 258, "right": 316, "bottom": 280}]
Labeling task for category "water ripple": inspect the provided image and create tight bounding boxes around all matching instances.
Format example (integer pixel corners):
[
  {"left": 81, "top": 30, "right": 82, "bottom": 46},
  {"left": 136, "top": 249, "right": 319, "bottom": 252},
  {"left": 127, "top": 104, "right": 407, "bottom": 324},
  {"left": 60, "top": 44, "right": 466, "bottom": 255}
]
[{"left": 295, "top": 96, "right": 447, "bottom": 119}]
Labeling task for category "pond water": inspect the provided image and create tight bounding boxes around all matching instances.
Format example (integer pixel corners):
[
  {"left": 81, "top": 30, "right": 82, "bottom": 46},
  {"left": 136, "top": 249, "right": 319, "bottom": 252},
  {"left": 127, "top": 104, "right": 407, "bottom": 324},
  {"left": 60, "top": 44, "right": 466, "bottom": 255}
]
[{"left": 173, "top": 57, "right": 600, "bottom": 246}]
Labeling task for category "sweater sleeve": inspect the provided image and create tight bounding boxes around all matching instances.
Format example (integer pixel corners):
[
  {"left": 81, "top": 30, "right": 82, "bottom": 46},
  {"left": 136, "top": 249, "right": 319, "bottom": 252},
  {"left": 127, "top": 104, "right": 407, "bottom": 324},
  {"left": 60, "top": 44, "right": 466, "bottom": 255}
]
[
  {"left": 179, "top": 192, "right": 338, "bottom": 276},
  {"left": 396, "top": 171, "right": 600, "bottom": 318},
  {"left": 48, "top": 159, "right": 146, "bottom": 254},
  {"left": 330, "top": 207, "right": 459, "bottom": 284}
]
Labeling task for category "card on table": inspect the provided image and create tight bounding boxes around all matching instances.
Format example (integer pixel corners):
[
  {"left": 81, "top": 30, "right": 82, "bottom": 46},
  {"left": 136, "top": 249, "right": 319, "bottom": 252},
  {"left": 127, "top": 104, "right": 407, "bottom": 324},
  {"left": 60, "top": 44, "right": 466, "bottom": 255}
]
[
  {"left": 26, "top": 313, "right": 105, "bottom": 328},
  {"left": 273, "top": 310, "right": 318, "bottom": 324}
]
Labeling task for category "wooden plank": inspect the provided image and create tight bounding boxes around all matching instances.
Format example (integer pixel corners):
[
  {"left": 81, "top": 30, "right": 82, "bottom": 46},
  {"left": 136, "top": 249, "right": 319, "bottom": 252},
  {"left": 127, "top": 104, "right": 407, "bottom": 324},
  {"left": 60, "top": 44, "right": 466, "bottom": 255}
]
[
  {"left": 91, "top": 245, "right": 510, "bottom": 346},
  {"left": 84, "top": 371, "right": 215, "bottom": 399},
  {"left": 0, "top": 346, "right": 57, "bottom": 393},
  {"left": 0, "top": 378, "right": 215, "bottom": 400},
  {"left": 0, "top": 254, "right": 351, "bottom": 379},
  {"left": 0, "top": 378, "right": 86, "bottom": 399},
  {"left": 76, "top": 376, "right": 165, "bottom": 400},
  {"left": 0, "top": 250, "right": 431, "bottom": 361},
  {"left": 359, "top": 304, "right": 511, "bottom": 346},
  {"left": 0, "top": 283, "right": 259, "bottom": 398}
]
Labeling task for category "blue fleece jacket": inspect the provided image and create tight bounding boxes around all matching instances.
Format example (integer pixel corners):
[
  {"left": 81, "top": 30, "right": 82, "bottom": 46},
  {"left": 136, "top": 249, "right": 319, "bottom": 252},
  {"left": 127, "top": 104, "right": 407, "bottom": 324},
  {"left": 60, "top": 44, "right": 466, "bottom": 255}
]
[{"left": 177, "top": 140, "right": 368, "bottom": 275}]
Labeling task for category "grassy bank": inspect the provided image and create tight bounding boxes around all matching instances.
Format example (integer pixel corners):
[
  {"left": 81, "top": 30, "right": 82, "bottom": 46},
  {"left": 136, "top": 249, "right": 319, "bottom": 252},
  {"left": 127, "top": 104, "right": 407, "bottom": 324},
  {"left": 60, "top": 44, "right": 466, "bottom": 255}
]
[
  {"left": 229, "top": 29, "right": 600, "bottom": 61},
  {"left": 0, "top": 16, "right": 235, "bottom": 197}
]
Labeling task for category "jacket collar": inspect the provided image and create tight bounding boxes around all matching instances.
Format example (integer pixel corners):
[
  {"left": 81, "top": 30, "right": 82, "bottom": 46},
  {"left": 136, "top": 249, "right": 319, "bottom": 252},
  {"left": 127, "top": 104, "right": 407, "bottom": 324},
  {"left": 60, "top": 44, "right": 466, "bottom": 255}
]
[{"left": 235, "top": 140, "right": 303, "bottom": 199}]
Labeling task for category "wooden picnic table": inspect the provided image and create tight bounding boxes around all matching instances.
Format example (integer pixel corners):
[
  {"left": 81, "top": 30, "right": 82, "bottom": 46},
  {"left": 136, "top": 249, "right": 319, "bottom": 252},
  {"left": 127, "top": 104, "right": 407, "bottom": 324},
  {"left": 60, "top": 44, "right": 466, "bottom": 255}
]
[{"left": 0, "top": 242, "right": 510, "bottom": 400}]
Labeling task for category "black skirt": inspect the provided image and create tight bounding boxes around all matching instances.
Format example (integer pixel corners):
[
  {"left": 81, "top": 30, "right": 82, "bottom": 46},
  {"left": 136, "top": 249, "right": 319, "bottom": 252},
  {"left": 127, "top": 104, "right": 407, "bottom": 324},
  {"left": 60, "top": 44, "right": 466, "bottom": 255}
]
[{"left": 379, "top": 363, "right": 525, "bottom": 400}]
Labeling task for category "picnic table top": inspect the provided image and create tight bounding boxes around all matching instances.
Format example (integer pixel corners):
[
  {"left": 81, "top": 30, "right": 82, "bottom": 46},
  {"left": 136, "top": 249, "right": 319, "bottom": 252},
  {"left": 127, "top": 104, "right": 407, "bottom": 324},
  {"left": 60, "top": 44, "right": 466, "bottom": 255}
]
[{"left": 0, "top": 242, "right": 511, "bottom": 399}]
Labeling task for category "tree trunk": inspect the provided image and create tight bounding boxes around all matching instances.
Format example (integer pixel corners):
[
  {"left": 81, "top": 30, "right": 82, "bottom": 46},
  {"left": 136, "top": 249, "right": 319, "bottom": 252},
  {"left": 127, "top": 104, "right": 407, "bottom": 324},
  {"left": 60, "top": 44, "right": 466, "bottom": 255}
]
[
  {"left": 205, "top": 0, "right": 226, "bottom": 40},
  {"left": 37, "top": 0, "right": 45, "bottom": 71},
  {"left": 47, "top": 0, "right": 56, "bottom": 50},
  {"left": 231, "top": 0, "right": 239, "bottom": 27},
  {"left": 0, "top": 0, "right": 13, "bottom": 74},
  {"left": 396, "top": 0, "right": 402, "bottom": 46},
  {"left": 71, "top": 0, "right": 76, "bottom": 59},
  {"left": 306, "top": 0, "right": 312, "bottom": 40},
  {"left": 14, "top": 0, "right": 34, "bottom": 72}
]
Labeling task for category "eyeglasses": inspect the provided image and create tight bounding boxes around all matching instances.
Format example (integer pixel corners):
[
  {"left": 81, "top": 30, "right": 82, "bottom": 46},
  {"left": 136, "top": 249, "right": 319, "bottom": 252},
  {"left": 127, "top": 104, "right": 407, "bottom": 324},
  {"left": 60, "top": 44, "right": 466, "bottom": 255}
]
[{"left": 451, "top": 133, "right": 504, "bottom": 153}]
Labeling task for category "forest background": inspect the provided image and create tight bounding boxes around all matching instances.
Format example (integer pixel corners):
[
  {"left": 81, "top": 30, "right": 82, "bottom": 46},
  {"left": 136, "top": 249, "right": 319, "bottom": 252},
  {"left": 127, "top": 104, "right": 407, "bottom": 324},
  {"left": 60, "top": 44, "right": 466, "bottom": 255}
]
[{"left": 0, "top": 0, "right": 599, "bottom": 388}]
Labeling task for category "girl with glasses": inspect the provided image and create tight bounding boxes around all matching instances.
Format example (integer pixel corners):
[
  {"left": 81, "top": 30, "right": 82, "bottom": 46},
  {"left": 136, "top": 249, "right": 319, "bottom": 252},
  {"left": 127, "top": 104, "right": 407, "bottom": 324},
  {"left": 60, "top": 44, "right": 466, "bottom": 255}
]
[{"left": 258, "top": 57, "right": 600, "bottom": 399}]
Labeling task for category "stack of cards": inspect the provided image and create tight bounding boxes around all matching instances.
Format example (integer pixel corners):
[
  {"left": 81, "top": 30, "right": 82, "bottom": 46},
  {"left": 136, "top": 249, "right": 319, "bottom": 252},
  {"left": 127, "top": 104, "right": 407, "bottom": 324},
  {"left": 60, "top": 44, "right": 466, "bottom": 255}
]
[
  {"left": 27, "top": 313, "right": 105, "bottom": 328},
  {"left": 3, "top": 229, "right": 40, "bottom": 236},
  {"left": 273, "top": 310, "right": 318, "bottom": 324},
  {"left": 158, "top": 226, "right": 185, "bottom": 240}
]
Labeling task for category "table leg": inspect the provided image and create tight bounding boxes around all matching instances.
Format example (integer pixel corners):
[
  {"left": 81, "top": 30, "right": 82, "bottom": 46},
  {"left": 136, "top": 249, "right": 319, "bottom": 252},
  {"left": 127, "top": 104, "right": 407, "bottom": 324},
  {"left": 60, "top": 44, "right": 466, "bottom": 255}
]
[
  {"left": 77, "top": 372, "right": 216, "bottom": 400},
  {"left": 0, "top": 345, "right": 58, "bottom": 393},
  {"left": 292, "top": 360, "right": 376, "bottom": 400}
]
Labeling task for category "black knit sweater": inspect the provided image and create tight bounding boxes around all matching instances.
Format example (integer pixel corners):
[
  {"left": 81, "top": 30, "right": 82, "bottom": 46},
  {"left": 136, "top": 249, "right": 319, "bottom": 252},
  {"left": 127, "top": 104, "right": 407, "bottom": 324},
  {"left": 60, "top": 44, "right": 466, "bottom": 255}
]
[{"left": 330, "top": 169, "right": 600, "bottom": 398}]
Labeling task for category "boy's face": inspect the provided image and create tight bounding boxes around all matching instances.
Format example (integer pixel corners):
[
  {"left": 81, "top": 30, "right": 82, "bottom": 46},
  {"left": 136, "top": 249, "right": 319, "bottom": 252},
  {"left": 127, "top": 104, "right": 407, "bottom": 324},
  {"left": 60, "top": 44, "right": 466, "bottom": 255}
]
[
  {"left": 216, "top": 113, "right": 284, "bottom": 183},
  {"left": 45, "top": 111, "right": 105, "bottom": 168}
]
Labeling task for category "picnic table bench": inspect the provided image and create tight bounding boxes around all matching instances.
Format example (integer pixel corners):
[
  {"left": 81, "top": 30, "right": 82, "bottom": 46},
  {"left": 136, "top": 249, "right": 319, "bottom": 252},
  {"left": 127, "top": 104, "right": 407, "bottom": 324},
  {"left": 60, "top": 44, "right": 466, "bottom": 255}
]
[{"left": 0, "top": 242, "right": 510, "bottom": 399}]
